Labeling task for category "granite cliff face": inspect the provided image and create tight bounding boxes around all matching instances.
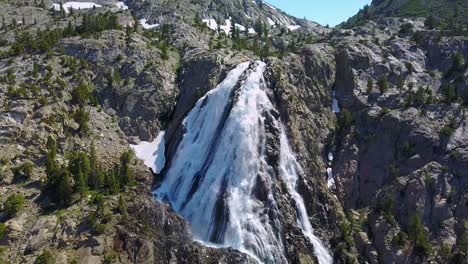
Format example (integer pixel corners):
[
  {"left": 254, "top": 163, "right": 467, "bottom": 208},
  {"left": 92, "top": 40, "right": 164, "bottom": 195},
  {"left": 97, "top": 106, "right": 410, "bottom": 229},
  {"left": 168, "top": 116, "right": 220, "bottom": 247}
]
[{"left": 0, "top": 0, "right": 466, "bottom": 263}]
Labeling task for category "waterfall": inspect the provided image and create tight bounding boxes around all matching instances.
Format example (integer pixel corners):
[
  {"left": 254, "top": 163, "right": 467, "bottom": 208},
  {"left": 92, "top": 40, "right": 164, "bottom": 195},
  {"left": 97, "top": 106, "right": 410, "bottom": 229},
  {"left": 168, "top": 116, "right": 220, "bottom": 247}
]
[
  {"left": 279, "top": 128, "right": 333, "bottom": 264},
  {"left": 154, "top": 61, "right": 332, "bottom": 264}
]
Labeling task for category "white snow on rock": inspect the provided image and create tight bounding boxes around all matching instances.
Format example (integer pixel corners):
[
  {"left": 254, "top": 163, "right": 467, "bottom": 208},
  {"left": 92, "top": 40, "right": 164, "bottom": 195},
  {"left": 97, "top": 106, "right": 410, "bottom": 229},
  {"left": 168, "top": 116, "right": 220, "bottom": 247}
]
[
  {"left": 267, "top": 17, "right": 276, "bottom": 26},
  {"left": 202, "top": 18, "right": 255, "bottom": 35},
  {"left": 287, "top": 25, "right": 301, "bottom": 31},
  {"left": 115, "top": 1, "right": 128, "bottom": 10},
  {"left": 131, "top": 131, "right": 166, "bottom": 174},
  {"left": 53, "top": 2, "right": 102, "bottom": 13},
  {"left": 332, "top": 91, "right": 341, "bottom": 113},
  {"left": 264, "top": 2, "right": 277, "bottom": 10},
  {"left": 140, "top": 19, "right": 159, "bottom": 29},
  {"left": 328, "top": 152, "right": 334, "bottom": 161},
  {"left": 326, "top": 168, "right": 335, "bottom": 188}
]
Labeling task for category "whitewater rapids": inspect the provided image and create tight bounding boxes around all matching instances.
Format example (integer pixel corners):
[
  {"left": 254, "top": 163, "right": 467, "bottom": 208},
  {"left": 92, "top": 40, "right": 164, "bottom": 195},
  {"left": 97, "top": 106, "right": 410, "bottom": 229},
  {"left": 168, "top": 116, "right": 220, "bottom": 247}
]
[{"left": 154, "top": 61, "right": 332, "bottom": 264}]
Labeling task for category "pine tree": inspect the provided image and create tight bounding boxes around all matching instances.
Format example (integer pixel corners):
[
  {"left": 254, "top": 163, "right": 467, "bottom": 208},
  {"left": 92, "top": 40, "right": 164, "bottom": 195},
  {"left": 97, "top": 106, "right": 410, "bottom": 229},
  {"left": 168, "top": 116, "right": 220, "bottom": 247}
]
[
  {"left": 255, "top": 19, "right": 263, "bottom": 37},
  {"left": 397, "top": 76, "right": 405, "bottom": 94},
  {"left": 73, "top": 108, "right": 90, "bottom": 135},
  {"left": 89, "top": 141, "right": 99, "bottom": 189},
  {"left": 230, "top": 22, "right": 237, "bottom": 40},
  {"left": 59, "top": 2, "right": 66, "bottom": 18},
  {"left": 377, "top": 75, "right": 389, "bottom": 94},
  {"left": 105, "top": 165, "right": 120, "bottom": 194},
  {"left": 57, "top": 169, "right": 73, "bottom": 205},
  {"left": 45, "top": 136, "right": 59, "bottom": 186},
  {"left": 75, "top": 170, "right": 87, "bottom": 197},
  {"left": 161, "top": 42, "right": 169, "bottom": 60},
  {"left": 118, "top": 151, "right": 134, "bottom": 187},
  {"left": 367, "top": 78, "right": 373, "bottom": 94}
]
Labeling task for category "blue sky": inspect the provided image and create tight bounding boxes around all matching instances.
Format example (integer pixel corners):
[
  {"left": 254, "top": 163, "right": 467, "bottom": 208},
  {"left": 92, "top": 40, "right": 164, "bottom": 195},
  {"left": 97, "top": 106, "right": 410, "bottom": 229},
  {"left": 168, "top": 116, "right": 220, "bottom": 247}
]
[{"left": 266, "top": 0, "right": 372, "bottom": 27}]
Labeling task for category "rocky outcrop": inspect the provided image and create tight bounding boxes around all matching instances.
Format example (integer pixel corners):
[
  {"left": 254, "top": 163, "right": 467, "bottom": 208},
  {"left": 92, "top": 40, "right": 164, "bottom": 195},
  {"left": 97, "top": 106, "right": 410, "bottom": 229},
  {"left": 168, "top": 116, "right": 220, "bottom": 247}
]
[{"left": 330, "top": 18, "right": 468, "bottom": 263}]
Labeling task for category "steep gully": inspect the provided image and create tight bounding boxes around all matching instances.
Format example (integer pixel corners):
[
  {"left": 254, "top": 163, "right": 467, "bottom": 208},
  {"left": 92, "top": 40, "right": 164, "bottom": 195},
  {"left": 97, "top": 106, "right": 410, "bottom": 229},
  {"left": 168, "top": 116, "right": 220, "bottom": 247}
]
[{"left": 136, "top": 61, "right": 333, "bottom": 263}]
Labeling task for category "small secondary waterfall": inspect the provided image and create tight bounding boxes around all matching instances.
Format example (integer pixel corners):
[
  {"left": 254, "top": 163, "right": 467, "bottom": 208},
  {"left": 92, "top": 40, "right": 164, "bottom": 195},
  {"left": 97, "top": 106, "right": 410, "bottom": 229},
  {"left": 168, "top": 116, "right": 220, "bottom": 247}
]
[{"left": 155, "top": 61, "right": 332, "bottom": 264}]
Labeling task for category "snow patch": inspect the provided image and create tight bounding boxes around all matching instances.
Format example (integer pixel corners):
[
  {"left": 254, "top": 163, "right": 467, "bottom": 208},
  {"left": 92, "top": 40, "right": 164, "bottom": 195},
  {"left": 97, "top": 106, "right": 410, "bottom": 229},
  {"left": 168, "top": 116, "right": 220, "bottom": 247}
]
[
  {"left": 287, "top": 25, "right": 301, "bottom": 31},
  {"left": 328, "top": 152, "right": 334, "bottom": 162},
  {"left": 202, "top": 18, "right": 255, "bottom": 35},
  {"left": 267, "top": 17, "right": 275, "bottom": 26},
  {"left": 264, "top": 2, "right": 277, "bottom": 10},
  {"left": 131, "top": 131, "right": 166, "bottom": 174},
  {"left": 140, "top": 19, "right": 159, "bottom": 29},
  {"left": 326, "top": 168, "right": 335, "bottom": 188},
  {"left": 115, "top": 1, "right": 128, "bottom": 10},
  {"left": 332, "top": 91, "right": 341, "bottom": 113},
  {"left": 52, "top": 2, "right": 102, "bottom": 13}
]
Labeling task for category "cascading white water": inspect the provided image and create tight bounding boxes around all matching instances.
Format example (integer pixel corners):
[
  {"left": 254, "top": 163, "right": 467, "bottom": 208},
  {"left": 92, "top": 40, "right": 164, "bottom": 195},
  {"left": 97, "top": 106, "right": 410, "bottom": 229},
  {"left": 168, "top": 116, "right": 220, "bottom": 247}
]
[
  {"left": 155, "top": 61, "right": 332, "bottom": 264},
  {"left": 279, "top": 128, "right": 333, "bottom": 264}
]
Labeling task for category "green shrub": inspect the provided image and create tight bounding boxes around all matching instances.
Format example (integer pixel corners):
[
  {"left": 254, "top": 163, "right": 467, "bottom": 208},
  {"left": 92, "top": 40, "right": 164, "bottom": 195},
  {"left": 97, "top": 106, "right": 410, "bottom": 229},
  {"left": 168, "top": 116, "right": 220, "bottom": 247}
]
[
  {"left": 440, "top": 119, "right": 457, "bottom": 137},
  {"left": 393, "top": 230, "right": 409, "bottom": 247},
  {"left": 452, "top": 52, "right": 465, "bottom": 72},
  {"left": 463, "top": 89, "right": 468, "bottom": 106},
  {"left": 73, "top": 108, "right": 90, "bottom": 135},
  {"left": 71, "top": 80, "right": 93, "bottom": 105},
  {"left": 3, "top": 194, "right": 26, "bottom": 218},
  {"left": 377, "top": 75, "right": 389, "bottom": 94},
  {"left": 442, "top": 83, "right": 457, "bottom": 103},
  {"left": 93, "top": 223, "right": 107, "bottom": 235},
  {"left": 402, "top": 142, "right": 414, "bottom": 158},
  {"left": 405, "top": 62, "right": 413, "bottom": 73},
  {"left": 408, "top": 214, "right": 432, "bottom": 256},
  {"left": 35, "top": 249, "right": 55, "bottom": 264},
  {"left": 0, "top": 223, "right": 7, "bottom": 239},
  {"left": 388, "top": 164, "right": 400, "bottom": 179},
  {"left": 424, "top": 15, "right": 438, "bottom": 29},
  {"left": 399, "top": 23, "right": 414, "bottom": 35},
  {"left": 366, "top": 78, "right": 373, "bottom": 94},
  {"left": 411, "top": 31, "right": 427, "bottom": 46},
  {"left": 383, "top": 197, "right": 395, "bottom": 222},
  {"left": 337, "top": 108, "right": 354, "bottom": 132},
  {"left": 12, "top": 161, "right": 34, "bottom": 180}
]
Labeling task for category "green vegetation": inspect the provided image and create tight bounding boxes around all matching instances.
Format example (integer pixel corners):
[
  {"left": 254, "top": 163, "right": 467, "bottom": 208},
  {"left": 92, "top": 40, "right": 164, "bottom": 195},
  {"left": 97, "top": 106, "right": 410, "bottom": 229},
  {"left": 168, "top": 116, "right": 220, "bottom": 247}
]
[
  {"left": 73, "top": 107, "right": 90, "bottom": 135},
  {"left": 393, "top": 230, "right": 409, "bottom": 247},
  {"left": 2, "top": 194, "right": 26, "bottom": 218},
  {"left": 399, "top": 23, "right": 414, "bottom": 35},
  {"left": 345, "top": 0, "right": 467, "bottom": 35},
  {"left": 45, "top": 136, "right": 134, "bottom": 206},
  {"left": 377, "top": 75, "right": 389, "bottom": 94},
  {"left": 12, "top": 161, "right": 34, "bottom": 181},
  {"left": 86, "top": 194, "right": 114, "bottom": 235},
  {"left": 5, "top": 13, "right": 121, "bottom": 58},
  {"left": 388, "top": 164, "right": 400, "bottom": 179},
  {"left": 442, "top": 83, "right": 457, "bottom": 103},
  {"left": 71, "top": 80, "right": 95, "bottom": 105},
  {"left": 35, "top": 249, "right": 55, "bottom": 264},
  {"left": 337, "top": 108, "right": 354, "bottom": 133},
  {"left": 366, "top": 78, "right": 373, "bottom": 94},
  {"left": 407, "top": 214, "right": 432, "bottom": 256},
  {"left": 0, "top": 223, "right": 7, "bottom": 239},
  {"left": 440, "top": 118, "right": 457, "bottom": 137},
  {"left": 405, "top": 86, "right": 434, "bottom": 107},
  {"left": 451, "top": 52, "right": 465, "bottom": 73}
]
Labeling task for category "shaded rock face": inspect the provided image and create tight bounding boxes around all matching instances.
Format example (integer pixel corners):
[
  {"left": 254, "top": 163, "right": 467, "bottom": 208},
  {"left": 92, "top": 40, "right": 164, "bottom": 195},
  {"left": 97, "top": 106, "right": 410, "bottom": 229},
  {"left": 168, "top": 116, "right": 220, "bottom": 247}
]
[{"left": 114, "top": 195, "right": 255, "bottom": 264}]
